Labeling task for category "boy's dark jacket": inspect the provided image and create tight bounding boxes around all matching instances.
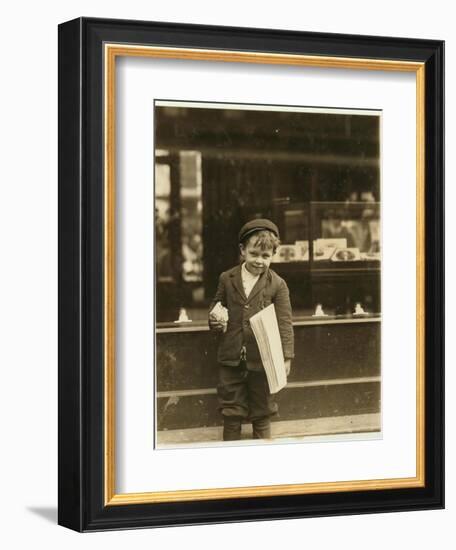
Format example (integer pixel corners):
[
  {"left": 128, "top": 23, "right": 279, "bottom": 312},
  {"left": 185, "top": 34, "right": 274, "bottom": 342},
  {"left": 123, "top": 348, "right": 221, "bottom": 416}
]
[{"left": 209, "top": 264, "right": 294, "bottom": 366}]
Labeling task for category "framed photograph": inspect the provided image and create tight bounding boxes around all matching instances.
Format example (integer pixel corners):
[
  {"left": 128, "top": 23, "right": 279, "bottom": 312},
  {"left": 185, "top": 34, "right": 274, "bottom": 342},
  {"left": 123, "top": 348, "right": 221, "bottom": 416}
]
[{"left": 58, "top": 17, "right": 444, "bottom": 531}]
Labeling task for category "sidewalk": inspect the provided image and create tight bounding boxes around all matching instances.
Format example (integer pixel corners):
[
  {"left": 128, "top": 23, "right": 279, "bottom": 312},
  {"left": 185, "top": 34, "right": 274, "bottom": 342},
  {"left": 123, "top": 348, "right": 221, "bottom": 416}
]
[{"left": 156, "top": 412, "right": 381, "bottom": 448}]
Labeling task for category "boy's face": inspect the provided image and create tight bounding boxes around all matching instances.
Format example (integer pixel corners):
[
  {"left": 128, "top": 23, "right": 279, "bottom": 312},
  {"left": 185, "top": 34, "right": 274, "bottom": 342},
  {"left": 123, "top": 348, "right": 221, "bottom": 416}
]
[{"left": 240, "top": 241, "right": 274, "bottom": 275}]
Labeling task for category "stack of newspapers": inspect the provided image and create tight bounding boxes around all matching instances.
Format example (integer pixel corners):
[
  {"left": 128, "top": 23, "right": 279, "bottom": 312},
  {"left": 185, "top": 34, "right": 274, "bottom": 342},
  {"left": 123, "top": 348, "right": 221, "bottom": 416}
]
[{"left": 249, "top": 304, "right": 287, "bottom": 394}]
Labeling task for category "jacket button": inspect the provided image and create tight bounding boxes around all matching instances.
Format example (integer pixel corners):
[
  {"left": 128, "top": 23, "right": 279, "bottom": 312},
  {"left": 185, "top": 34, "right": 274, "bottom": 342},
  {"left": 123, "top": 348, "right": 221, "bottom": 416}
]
[{"left": 244, "top": 304, "right": 250, "bottom": 309}]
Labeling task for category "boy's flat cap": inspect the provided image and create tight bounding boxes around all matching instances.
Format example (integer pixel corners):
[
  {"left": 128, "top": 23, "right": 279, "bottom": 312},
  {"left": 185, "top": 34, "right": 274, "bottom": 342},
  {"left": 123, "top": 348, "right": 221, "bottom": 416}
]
[{"left": 238, "top": 219, "right": 280, "bottom": 243}]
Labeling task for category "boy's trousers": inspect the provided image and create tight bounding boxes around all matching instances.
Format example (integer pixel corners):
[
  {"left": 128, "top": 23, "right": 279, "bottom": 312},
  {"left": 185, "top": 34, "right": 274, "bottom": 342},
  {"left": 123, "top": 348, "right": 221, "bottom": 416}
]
[{"left": 217, "top": 362, "right": 278, "bottom": 439}]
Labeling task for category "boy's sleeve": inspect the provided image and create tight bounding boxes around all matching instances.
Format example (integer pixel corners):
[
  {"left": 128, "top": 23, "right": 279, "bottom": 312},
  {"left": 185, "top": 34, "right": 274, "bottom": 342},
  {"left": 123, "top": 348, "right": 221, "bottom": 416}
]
[
  {"left": 274, "top": 279, "right": 294, "bottom": 360},
  {"left": 208, "top": 273, "right": 227, "bottom": 315}
]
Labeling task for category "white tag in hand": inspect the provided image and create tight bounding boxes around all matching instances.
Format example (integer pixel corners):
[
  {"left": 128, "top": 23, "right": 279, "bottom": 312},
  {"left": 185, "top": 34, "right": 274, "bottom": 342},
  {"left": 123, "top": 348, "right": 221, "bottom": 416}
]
[{"left": 210, "top": 302, "right": 229, "bottom": 332}]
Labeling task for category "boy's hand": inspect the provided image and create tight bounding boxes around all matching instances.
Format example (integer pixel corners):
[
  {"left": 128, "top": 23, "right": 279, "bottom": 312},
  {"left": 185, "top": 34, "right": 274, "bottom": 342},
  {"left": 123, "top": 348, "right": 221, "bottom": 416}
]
[
  {"left": 284, "top": 359, "right": 291, "bottom": 376},
  {"left": 209, "top": 318, "right": 226, "bottom": 332}
]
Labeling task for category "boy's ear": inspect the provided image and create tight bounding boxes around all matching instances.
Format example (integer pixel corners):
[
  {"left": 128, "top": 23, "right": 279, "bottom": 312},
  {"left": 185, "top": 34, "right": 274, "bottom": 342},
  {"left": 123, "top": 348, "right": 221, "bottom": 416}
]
[{"left": 239, "top": 243, "right": 245, "bottom": 255}]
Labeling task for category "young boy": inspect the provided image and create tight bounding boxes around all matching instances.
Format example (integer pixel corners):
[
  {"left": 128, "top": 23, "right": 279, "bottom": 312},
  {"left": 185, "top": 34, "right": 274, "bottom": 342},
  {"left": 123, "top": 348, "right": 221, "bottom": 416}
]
[{"left": 209, "top": 219, "right": 294, "bottom": 441}]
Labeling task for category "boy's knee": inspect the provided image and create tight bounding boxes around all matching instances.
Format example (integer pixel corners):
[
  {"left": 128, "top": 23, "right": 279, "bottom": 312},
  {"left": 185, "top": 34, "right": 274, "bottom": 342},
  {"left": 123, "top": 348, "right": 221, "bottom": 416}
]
[
  {"left": 217, "top": 385, "right": 249, "bottom": 418},
  {"left": 217, "top": 367, "right": 249, "bottom": 418}
]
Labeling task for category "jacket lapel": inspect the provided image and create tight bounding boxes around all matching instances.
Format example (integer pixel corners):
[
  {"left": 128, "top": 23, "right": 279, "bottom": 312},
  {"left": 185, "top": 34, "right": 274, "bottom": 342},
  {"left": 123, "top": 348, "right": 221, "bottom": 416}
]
[
  {"left": 246, "top": 269, "right": 268, "bottom": 303},
  {"left": 229, "top": 265, "right": 246, "bottom": 301}
]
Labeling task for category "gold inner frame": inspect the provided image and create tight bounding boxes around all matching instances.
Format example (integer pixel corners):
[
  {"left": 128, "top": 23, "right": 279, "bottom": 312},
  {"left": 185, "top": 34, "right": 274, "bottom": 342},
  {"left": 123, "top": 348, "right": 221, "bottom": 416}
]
[{"left": 104, "top": 44, "right": 426, "bottom": 506}]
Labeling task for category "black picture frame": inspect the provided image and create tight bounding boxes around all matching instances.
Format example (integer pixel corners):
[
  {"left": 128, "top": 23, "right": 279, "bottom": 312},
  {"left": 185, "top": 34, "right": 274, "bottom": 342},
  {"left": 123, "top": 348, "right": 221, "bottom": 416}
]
[{"left": 58, "top": 17, "right": 444, "bottom": 532}]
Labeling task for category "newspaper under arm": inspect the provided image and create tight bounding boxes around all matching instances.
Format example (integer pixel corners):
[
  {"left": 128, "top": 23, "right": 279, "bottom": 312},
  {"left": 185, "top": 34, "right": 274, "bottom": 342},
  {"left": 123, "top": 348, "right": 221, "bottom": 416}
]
[{"left": 249, "top": 304, "right": 287, "bottom": 394}]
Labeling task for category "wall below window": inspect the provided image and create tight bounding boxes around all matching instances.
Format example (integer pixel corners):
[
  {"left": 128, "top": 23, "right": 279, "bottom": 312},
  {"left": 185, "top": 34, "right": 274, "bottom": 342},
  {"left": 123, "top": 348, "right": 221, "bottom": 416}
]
[{"left": 156, "top": 319, "right": 381, "bottom": 435}]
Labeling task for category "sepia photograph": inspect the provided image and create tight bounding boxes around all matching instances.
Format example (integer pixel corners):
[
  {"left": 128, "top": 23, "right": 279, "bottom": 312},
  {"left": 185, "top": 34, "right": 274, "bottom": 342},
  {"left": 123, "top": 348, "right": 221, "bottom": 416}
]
[{"left": 154, "top": 100, "right": 381, "bottom": 449}]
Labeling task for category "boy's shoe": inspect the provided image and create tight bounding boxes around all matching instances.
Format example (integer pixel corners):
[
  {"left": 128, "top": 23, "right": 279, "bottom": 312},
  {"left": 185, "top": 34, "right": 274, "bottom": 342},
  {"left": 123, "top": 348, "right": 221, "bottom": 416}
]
[
  {"left": 252, "top": 417, "right": 271, "bottom": 439},
  {"left": 223, "top": 416, "right": 242, "bottom": 441}
]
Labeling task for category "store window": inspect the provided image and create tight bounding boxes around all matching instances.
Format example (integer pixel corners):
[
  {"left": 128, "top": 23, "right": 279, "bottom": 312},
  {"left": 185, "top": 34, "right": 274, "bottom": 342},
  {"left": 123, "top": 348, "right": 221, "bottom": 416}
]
[{"left": 155, "top": 102, "right": 380, "bottom": 324}]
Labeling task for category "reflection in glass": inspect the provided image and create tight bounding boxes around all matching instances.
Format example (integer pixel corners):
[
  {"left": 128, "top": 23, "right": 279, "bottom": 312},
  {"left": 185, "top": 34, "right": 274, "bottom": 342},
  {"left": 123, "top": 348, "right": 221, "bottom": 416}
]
[
  {"left": 180, "top": 151, "right": 203, "bottom": 282},
  {"left": 313, "top": 202, "right": 380, "bottom": 262},
  {"left": 155, "top": 163, "right": 173, "bottom": 282}
]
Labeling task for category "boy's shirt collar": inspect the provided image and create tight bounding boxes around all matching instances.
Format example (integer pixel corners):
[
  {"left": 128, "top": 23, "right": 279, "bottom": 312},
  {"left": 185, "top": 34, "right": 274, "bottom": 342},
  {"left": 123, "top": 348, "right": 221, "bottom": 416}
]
[
  {"left": 241, "top": 262, "right": 261, "bottom": 298},
  {"left": 241, "top": 262, "right": 260, "bottom": 281}
]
